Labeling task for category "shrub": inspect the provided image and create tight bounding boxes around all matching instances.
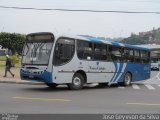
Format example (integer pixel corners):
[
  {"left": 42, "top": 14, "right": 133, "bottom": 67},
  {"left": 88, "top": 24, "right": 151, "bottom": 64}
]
[{"left": 10, "top": 55, "right": 20, "bottom": 67}]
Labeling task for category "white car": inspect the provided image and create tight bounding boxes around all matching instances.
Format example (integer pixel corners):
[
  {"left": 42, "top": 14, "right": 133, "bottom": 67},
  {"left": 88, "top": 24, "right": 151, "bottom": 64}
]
[{"left": 151, "top": 62, "right": 159, "bottom": 71}]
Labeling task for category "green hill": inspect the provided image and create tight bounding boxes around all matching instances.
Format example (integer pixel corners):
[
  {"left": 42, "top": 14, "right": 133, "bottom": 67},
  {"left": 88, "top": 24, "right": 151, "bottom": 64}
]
[{"left": 121, "top": 28, "right": 160, "bottom": 45}]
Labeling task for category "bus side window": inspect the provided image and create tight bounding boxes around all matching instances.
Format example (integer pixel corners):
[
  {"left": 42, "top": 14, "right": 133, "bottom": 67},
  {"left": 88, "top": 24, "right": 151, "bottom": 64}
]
[
  {"left": 141, "top": 51, "right": 150, "bottom": 64},
  {"left": 109, "top": 46, "right": 122, "bottom": 62},
  {"left": 93, "top": 43, "right": 107, "bottom": 61},
  {"left": 77, "top": 40, "right": 93, "bottom": 60},
  {"left": 123, "top": 48, "right": 134, "bottom": 63},
  {"left": 134, "top": 50, "right": 141, "bottom": 63}
]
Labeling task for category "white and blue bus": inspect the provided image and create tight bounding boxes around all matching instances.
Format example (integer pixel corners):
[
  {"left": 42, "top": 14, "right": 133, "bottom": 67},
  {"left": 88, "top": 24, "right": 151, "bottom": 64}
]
[{"left": 20, "top": 32, "right": 150, "bottom": 90}]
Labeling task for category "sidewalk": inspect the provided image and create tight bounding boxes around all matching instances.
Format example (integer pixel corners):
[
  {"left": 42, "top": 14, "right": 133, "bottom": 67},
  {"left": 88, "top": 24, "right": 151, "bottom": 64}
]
[{"left": 0, "top": 67, "right": 43, "bottom": 85}]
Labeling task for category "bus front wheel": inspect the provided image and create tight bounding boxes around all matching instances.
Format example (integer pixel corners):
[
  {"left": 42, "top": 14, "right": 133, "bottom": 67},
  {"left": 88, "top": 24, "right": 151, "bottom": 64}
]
[
  {"left": 123, "top": 72, "right": 132, "bottom": 86},
  {"left": 68, "top": 73, "right": 84, "bottom": 90}
]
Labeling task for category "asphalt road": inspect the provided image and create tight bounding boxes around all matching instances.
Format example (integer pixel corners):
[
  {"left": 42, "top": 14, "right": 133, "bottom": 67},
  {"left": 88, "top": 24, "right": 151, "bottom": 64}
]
[{"left": 0, "top": 71, "right": 160, "bottom": 114}]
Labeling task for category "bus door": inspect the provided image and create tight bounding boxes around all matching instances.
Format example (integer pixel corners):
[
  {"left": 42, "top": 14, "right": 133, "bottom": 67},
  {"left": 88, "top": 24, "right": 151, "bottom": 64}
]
[{"left": 53, "top": 38, "right": 75, "bottom": 83}]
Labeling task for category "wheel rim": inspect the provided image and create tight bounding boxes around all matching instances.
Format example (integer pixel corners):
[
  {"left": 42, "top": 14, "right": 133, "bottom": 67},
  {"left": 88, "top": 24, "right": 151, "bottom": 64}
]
[
  {"left": 73, "top": 77, "right": 81, "bottom": 86},
  {"left": 125, "top": 73, "right": 131, "bottom": 85}
]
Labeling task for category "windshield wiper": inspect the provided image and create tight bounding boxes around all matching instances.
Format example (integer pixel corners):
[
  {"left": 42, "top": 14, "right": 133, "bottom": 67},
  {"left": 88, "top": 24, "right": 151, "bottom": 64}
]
[
  {"left": 22, "top": 43, "right": 29, "bottom": 56},
  {"left": 31, "top": 43, "right": 45, "bottom": 59}
]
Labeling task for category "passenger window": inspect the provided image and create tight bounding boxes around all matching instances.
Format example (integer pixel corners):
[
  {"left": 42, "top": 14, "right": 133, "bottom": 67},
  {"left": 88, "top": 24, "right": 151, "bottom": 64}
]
[
  {"left": 108, "top": 46, "right": 122, "bottom": 62},
  {"left": 93, "top": 43, "right": 107, "bottom": 61},
  {"left": 141, "top": 51, "right": 150, "bottom": 64},
  {"left": 123, "top": 48, "right": 134, "bottom": 63},
  {"left": 134, "top": 50, "right": 141, "bottom": 63},
  {"left": 53, "top": 38, "right": 75, "bottom": 65},
  {"left": 77, "top": 40, "right": 93, "bottom": 60}
]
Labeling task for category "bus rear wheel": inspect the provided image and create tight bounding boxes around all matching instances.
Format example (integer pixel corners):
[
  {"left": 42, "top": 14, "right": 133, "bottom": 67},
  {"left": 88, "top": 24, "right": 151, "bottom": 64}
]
[
  {"left": 46, "top": 83, "right": 57, "bottom": 89},
  {"left": 68, "top": 73, "right": 84, "bottom": 90},
  {"left": 123, "top": 72, "right": 132, "bottom": 86}
]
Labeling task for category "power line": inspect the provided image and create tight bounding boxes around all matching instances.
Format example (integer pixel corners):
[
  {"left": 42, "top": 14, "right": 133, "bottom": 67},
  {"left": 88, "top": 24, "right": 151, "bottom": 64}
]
[{"left": 0, "top": 5, "right": 160, "bottom": 14}]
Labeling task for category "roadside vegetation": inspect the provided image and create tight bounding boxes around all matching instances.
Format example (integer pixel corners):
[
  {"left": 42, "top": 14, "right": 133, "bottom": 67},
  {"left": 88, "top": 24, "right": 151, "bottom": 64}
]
[
  {"left": 0, "top": 32, "right": 25, "bottom": 55},
  {"left": 121, "top": 27, "right": 160, "bottom": 45},
  {"left": 0, "top": 32, "right": 24, "bottom": 69},
  {"left": 0, "top": 55, "right": 20, "bottom": 69}
]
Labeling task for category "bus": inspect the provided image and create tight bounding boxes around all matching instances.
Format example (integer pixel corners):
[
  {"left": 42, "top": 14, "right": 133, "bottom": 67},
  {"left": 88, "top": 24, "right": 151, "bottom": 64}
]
[{"left": 20, "top": 32, "right": 151, "bottom": 90}]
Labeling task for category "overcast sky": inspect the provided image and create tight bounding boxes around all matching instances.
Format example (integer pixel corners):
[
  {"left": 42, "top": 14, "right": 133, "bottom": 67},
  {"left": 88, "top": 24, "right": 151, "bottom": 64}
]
[{"left": 0, "top": 0, "right": 160, "bottom": 38}]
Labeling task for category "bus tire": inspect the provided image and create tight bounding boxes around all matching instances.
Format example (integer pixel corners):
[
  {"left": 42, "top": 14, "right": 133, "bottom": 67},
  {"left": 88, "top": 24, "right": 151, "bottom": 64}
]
[
  {"left": 68, "top": 73, "right": 84, "bottom": 90},
  {"left": 46, "top": 83, "right": 57, "bottom": 89},
  {"left": 123, "top": 72, "right": 132, "bottom": 86}
]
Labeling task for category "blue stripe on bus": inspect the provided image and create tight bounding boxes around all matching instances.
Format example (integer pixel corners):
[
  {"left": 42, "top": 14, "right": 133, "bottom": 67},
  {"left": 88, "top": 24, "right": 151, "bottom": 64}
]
[
  {"left": 42, "top": 71, "right": 52, "bottom": 83},
  {"left": 111, "top": 42, "right": 121, "bottom": 46},
  {"left": 20, "top": 70, "right": 52, "bottom": 83},
  {"left": 84, "top": 36, "right": 150, "bottom": 51},
  {"left": 113, "top": 63, "right": 123, "bottom": 82},
  {"left": 87, "top": 37, "right": 102, "bottom": 43},
  {"left": 110, "top": 62, "right": 118, "bottom": 83}
]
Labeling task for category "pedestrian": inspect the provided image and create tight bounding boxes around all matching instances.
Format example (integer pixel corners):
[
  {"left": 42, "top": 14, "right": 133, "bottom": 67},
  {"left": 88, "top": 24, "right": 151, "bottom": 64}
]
[{"left": 3, "top": 55, "right": 14, "bottom": 77}]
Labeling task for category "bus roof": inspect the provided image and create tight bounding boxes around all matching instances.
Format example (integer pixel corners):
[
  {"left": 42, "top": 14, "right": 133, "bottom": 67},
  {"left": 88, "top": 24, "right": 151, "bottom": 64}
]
[
  {"left": 26, "top": 32, "right": 150, "bottom": 51},
  {"left": 61, "top": 34, "right": 150, "bottom": 51}
]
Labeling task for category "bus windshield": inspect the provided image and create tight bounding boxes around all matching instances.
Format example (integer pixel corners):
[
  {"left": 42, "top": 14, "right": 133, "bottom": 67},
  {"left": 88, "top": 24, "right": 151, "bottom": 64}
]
[{"left": 22, "top": 42, "right": 53, "bottom": 65}]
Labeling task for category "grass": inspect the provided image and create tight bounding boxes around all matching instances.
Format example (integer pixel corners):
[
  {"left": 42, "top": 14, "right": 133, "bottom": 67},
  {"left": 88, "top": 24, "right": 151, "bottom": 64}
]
[
  {"left": 0, "top": 56, "right": 20, "bottom": 68},
  {"left": 0, "top": 60, "right": 5, "bottom": 70},
  {"left": 0, "top": 60, "right": 5, "bottom": 65},
  {"left": 0, "top": 64, "right": 5, "bottom": 67},
  {"left": 0, "top": 56, "right": 6, "bottom": 61},
  {"left": 0, "top": 56, "right": 20, "bottom": 77},
  {"left": 0, "top": 62, "right": 20, "bottom": 68}
]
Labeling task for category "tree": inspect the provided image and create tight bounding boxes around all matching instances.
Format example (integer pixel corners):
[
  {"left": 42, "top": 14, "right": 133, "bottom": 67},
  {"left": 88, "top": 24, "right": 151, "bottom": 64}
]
[
  {"left": 0, "top": 32, "right": 25, "bottom": 55},
  {"left": 121, "top": 34, "right": 149, "bottom": 45}
]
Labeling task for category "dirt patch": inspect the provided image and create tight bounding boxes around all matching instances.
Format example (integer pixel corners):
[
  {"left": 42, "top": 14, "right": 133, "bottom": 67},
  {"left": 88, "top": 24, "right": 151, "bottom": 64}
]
[{"left": 0, "top": 67, "right": 20, "bottom": 78}]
